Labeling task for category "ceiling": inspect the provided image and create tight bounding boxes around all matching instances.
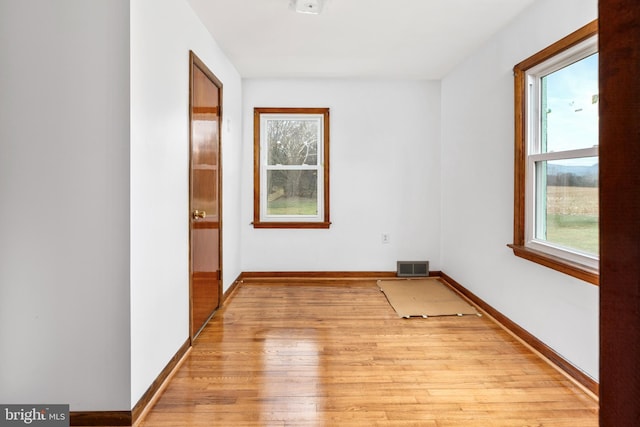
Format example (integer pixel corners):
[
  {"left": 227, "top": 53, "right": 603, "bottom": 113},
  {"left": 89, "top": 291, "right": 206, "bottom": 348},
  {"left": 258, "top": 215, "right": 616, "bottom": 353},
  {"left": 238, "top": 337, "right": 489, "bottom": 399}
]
[{"left": 186, "top": 0, "right": 536, "bottom": 79}]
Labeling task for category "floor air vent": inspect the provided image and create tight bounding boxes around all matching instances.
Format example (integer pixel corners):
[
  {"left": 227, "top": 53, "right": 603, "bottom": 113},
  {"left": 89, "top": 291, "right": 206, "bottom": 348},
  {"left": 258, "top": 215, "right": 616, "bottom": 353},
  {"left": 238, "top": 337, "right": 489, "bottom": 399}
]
[{"left": 396, "top": 261, "right": 429, "bottom": 277}]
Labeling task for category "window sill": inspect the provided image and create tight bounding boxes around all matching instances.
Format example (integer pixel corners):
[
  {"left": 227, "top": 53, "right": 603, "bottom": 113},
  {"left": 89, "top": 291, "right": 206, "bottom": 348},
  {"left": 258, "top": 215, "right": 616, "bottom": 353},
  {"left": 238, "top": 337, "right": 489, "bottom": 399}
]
[
  {"left": 252, "top": 221, "right": 331, "bottom": 229},
  {"left": 508, "top": 244, "right": 599, "bottom": 285}
]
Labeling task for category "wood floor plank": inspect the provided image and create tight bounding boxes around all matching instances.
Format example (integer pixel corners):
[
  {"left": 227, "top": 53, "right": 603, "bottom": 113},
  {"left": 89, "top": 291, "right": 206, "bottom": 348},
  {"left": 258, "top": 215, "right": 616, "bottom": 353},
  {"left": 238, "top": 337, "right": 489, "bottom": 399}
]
[{"left": 138, "top": 280, "right": 597, "bottom": 426}]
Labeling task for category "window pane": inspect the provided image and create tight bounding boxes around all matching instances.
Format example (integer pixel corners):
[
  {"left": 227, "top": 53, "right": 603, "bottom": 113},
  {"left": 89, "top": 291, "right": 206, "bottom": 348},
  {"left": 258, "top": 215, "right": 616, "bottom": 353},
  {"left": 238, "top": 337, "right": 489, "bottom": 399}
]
[
  {"left": 266, "top": 119, "right": 318, "bottom": 166},
  {"left": 267, "top": 170, "right": 318, "bottom": 215},
  {"left": 535, "top": 157, "right": 599, "bottom": 255},
  {"left": 541, "top": 53, "right": 598, "bottom": 153}
]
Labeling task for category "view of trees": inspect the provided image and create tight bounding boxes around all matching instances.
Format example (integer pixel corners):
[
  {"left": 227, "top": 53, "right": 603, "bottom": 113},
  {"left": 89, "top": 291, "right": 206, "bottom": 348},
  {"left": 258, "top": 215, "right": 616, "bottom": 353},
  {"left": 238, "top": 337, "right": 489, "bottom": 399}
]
[
  {"left": 545, "top": 163, "right": 599, "bottom": 187},
  {"left": 267, "top": 119, "right": 318, "bottom": 166},
  {"left": 266, "top": 119, "right": 319, "bottom": 206}
]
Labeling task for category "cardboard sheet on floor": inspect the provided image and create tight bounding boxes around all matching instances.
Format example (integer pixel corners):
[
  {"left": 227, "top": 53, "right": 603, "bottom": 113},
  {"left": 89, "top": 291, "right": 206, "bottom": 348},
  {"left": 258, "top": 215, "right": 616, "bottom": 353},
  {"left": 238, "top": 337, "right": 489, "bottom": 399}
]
[{"left": 377, "top": 278, "right": 478, "bottom": 318}]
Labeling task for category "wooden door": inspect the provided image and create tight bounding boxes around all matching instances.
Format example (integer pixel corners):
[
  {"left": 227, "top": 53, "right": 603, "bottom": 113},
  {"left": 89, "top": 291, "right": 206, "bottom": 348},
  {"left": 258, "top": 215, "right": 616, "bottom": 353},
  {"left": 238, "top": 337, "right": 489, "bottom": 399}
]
[{"left": 189, "top": 51, "right": 222, "bottom": 340}]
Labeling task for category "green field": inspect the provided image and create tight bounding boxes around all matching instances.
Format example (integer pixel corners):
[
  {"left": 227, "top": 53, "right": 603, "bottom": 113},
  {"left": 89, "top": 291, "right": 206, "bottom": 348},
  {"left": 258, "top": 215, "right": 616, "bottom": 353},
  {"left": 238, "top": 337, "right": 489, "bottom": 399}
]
[
  {"left": 545, "top": 186, "right": 598, "bottom": 255},
  {"left": 546, "top": 213, "right": 598, "bottom": 254},
  {"left": 267, "top": 196, "right": 317, "bottom": 215}
]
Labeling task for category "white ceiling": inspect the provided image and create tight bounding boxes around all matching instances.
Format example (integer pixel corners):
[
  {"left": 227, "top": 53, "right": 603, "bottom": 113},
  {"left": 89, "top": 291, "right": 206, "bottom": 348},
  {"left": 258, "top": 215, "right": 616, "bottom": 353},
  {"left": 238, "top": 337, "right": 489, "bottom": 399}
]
[{"left": 186, "top": 0, "right": 536, "bottom": 79}]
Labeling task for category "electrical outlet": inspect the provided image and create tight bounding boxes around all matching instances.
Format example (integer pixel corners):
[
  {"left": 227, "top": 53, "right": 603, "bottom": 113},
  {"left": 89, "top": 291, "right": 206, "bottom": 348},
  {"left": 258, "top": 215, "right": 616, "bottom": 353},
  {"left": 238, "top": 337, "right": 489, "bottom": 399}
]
[{"left": 381, "top": 233, "right": 390, "bottom": 244}]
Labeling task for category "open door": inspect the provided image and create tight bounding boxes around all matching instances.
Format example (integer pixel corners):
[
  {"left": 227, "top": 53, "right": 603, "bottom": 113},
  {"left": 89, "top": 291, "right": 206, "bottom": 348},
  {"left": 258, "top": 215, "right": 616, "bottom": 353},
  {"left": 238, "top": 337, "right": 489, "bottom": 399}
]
[{"left": 189, "top": 51, "right": 222, "bottom": 341}]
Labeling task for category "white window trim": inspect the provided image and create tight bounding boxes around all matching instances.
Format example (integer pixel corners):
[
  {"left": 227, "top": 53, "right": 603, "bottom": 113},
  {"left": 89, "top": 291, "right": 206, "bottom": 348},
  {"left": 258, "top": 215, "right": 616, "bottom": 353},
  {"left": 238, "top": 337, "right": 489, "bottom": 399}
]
[
  {"left": 523, "top": 35, "right": 599, "bottom": 271},
  {"left": 259, "top": 113, "right": 325, "bottom": 223}
]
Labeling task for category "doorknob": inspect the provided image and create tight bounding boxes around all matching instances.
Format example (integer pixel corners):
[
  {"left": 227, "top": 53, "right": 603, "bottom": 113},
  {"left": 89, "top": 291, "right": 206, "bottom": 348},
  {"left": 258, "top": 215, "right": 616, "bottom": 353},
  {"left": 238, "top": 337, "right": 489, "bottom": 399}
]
[{"left": 192, "top": 209, "right": 207, "bottom": 220}]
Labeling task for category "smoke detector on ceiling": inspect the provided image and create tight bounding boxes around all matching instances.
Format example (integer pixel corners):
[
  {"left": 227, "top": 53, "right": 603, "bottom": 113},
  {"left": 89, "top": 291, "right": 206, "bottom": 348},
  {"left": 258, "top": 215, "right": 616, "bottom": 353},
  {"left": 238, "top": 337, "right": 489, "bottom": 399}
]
[{"left": 290, "top": 0, "right": 324, "bottom": 15}]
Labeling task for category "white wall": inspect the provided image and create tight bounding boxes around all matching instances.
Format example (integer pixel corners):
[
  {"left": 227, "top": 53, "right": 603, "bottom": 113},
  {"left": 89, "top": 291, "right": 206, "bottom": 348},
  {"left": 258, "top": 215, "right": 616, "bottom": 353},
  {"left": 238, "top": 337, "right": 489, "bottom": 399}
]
[
  {"left": 440, "top": 0, "right": 599, "bottom": 379},
  {"left": 130, "top": 0, "right": 243, "bottom": 407},
  {"left": 241, "top": 79, "right": 441, "bottom": 272},
  {"left": 0, "top": 0, "right": 131, "bottom": 410},
  {"left": 0, "top": 0, "right": 243, "bottom": 412}
]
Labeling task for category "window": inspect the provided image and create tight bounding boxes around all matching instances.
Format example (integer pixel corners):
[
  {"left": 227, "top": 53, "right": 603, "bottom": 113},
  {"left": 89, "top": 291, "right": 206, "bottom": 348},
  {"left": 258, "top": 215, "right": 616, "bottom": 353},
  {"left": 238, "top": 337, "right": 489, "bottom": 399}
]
[
  {"left": 253, "top": 107, "right": 330, "bottom": 228},
  {"left": 511, "top": 21, "right": 599, "bottom": 285}
]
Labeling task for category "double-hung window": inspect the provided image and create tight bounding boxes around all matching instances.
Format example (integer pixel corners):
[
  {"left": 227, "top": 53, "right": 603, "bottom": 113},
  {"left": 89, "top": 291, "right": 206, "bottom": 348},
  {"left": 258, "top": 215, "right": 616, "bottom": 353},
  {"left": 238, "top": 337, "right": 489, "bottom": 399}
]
[
  {"left": 511, "top": 21, "right": 599, "bottom": 284},
  {"left": 253, "top": 107, "right": 330, "bottom": 228}
]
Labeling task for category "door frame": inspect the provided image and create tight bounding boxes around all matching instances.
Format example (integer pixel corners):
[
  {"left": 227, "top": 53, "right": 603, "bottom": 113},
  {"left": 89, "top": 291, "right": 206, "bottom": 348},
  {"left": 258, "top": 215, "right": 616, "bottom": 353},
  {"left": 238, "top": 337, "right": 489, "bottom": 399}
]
[
  {"left": 188, "top": 50, "right": 223, "bottom": 342},
  {"left": 599, "top": 0, "right": 640, "bottom": 424}
]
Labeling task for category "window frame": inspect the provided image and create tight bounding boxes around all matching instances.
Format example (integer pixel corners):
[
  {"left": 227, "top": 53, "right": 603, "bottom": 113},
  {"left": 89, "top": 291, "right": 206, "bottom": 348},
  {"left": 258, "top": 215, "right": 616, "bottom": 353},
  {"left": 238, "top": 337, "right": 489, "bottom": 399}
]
[
  {"left": 510, "top": 20, "right": 599, "bottom": 285},
  {"left": 253, "top": 107, "right": 330, "bottom": 229}
]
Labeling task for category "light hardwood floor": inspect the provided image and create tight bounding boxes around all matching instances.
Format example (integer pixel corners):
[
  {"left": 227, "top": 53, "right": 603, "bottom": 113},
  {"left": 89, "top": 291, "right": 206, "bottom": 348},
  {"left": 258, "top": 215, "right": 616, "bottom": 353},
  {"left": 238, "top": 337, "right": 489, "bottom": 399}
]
[{"left": 138, "top": 278, "right": 598, "bottom": 426}]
